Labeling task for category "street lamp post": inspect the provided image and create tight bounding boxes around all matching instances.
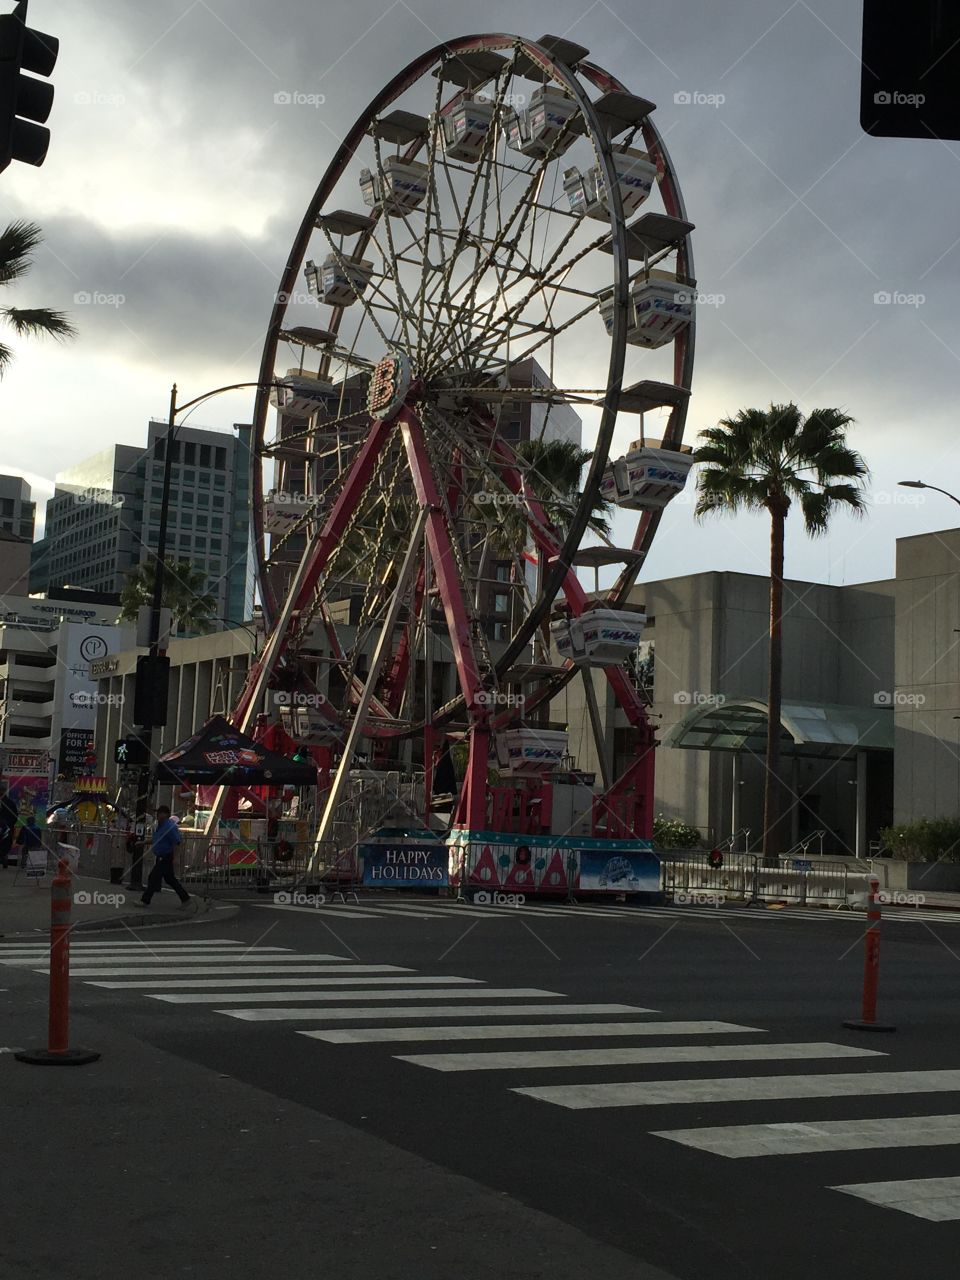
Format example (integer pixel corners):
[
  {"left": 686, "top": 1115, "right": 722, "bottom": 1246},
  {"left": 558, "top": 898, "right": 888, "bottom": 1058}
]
[
  {"left": 898, "top": 480, "right": 960, "bottom": 509},
  {"left": 125, "top": 379, "right": 280, "bottom": 889}
]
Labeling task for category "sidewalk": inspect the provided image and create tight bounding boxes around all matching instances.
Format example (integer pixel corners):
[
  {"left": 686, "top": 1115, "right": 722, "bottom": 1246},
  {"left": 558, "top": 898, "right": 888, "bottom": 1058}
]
[
  {"left": 0, "top": 870, "right": 238, "bottom": 939},
  {"left": 0, "top": 964, "right": 677, "bottom": 1280}
]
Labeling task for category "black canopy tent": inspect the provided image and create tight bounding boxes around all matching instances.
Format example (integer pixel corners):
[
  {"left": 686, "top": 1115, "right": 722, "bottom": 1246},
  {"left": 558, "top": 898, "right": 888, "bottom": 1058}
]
[{"left": 153, "top": 716, "right": 316, "bottom": 787}]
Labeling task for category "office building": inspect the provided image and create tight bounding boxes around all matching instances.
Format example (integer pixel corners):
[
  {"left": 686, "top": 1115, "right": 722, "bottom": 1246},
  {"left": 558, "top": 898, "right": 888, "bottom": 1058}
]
[{"left": 31, "top": 422, "right": 255, "bottom": 627}]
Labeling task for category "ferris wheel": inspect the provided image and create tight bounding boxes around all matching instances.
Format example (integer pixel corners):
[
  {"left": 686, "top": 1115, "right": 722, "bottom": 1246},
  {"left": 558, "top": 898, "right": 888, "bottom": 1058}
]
[{"left": 229, "top": 33, "right": 696, "bottom": 864}]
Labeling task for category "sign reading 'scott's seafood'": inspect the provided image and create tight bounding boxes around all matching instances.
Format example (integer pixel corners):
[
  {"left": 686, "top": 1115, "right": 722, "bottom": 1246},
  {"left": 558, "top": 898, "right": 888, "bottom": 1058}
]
[{"left": 361, "top": 843, "right": 448, "bottom": 886}]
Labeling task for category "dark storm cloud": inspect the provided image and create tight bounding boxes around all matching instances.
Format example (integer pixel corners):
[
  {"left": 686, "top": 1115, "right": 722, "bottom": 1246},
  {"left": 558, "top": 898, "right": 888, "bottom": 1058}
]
[{"left": 5, "top": 0, "right": 960, "bottom": 585}]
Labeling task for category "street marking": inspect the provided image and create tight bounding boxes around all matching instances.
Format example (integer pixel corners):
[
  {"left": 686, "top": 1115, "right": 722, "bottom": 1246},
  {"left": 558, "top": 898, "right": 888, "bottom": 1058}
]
[
  {"left": 27, "top": 965, "right": 399, "bottom": 977},
  {"left": 830, "top": 1177, "right": 960, "bottom": 1221},
  {"left": 513, "top": 1069, "right": 960, "bottom": 1110},
  {"left": 88, "top": 968, "right": 410, "bottom": 988},
  {"left": 146, "top": 977, "right": 486, "bottom": 1001},
  {"left": 150, "top": 983, "right": 506, "bottom": 1003},
  {"left": 220, "top": 988, "right": 564, "bottom": 1017},
  {"left": 652, "top": 1114, "right": 960, "bottom": 1158},
  {"left": 307, "top": 1020, "right": 775, "bottom": 1045},
  {"left": 0, "top": 949, "right": 297, "bottom": 965},
  {"left": 398, "top": 1041, "right": 883, "bottom": 1072},
  {"left": 296, "top": 1003, "right": 646, "bottom": 1024},
  {"left": 247, "top": 904, "right": 393, "bottom": 919},
  {"left": 61, "top": 953, "right": 352, "bottom": 966},
  {"left": 0, "top": 939, "right": 248, "bottom": 948}
]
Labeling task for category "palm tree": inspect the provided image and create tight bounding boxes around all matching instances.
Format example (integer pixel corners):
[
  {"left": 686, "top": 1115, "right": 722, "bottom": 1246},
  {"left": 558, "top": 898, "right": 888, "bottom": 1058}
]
[
  {"left": 473, "top": 437, "right": 613, "bottom": 659},
  {"left": 694, "top": 404, "right": 868, "bottom": 861},
  {"left": 475, "top": 437, "right": 612, "bottom": 548},
  {"left": 119, "top": 559, "right": 218, "bottom": 635},
  {"left": 0, "top": 221, "right": 76, "bottom": 374}
]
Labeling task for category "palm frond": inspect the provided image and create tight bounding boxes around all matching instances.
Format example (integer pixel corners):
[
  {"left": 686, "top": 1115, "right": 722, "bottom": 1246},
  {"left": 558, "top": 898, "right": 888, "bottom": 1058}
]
[
  {"left": 2, "top": 306, "right": 77, "bottom": 340},
  {"left": 0, "top": 221, "right": 43, "bottom": 285}
]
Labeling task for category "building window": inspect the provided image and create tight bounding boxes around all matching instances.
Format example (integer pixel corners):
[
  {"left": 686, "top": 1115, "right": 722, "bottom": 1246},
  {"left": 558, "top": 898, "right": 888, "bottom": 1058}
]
[
  {"left": 184, "top": 443, "right": 196, "bottom": 465},
  {"left": 200, "top": 445, "right": 211, "bottom": 467},
  {"left": 494, "top": 593, "right": 509, "bottom": 614}
]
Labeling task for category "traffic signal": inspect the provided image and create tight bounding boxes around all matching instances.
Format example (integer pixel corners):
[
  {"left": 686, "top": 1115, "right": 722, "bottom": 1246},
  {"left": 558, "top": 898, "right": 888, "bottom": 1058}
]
[
  {"left": 0, "top": 1, "right": 58, "bottom": 174},
  {"left": 133, "top": 654, "right": 170, "bottom": 727},
  {"left": 861, "top": 1, "right": 960, "bottom": 140},
  {"left": 115, "top": 736, "right": 151, "bottom": 767}
]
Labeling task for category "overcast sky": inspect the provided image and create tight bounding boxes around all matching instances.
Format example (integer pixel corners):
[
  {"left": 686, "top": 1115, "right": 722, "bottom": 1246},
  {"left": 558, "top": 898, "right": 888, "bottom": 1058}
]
[{"left": 1, "top": 0, "right": 958, "bottom": 588}]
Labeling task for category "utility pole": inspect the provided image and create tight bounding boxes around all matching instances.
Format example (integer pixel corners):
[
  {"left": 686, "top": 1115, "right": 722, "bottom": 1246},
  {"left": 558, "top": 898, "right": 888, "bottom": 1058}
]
[
  {"left": 120, "top": 375, "right": 282, "bottom": 885},
  {"left": 126, "top": 384, "right": 176, "bottom": 888}
]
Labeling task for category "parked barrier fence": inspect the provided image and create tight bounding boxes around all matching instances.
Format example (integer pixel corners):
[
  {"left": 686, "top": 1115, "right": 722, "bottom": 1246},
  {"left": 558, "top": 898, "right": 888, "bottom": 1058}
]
[{"left": 662, "top": 850, "right": 891, "bottom": 908}]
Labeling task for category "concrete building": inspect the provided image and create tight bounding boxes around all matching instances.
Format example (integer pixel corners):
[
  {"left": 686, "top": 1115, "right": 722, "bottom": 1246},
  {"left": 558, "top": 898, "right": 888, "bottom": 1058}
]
[
  {"left": 0, "top": 592, "right": 129, "bottom": 773},
  {"left": 559, "top": 569, "right": 897, "bottom": 857},
  {"left": 0, "top": 474, "right": 35, "bottom": 541},
  {"left": 0, "top": 528, "right": 31, "bottom": 595},
  {"left": 31, "top": 423, "right": 255, "bottom": 626},
  {"left": 893, "top": 528, "right": 960, "bottom": 824}
]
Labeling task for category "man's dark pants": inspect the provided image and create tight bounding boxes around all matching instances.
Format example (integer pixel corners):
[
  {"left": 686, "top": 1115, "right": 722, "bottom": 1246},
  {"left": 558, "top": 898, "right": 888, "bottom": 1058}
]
[{"left": 142, "top": 857, "right": 189, "bottom": 903}]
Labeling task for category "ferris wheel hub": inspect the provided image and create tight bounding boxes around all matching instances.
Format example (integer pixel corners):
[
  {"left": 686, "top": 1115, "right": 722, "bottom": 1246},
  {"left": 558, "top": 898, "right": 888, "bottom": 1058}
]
[{"left": 367, "top": 349, "right": 414, "bottom": 421}]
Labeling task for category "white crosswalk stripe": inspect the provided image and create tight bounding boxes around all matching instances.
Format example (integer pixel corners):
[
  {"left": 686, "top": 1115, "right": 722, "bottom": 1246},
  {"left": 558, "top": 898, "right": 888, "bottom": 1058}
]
[
  {"left": 652, "top": 1114, "right": 960, "bottom": 1158},
  {"left": 306, "top": 1020, "right": 776, "bottom": 1045},
  {"left": 830, "top": 1176, "right": 960, "bottom": 1221},
  {"left": 220, "top": 989, "right": 564, "bottom": 1017},
  {"left": 0, "top": 939, "right": 246, "bottom": 947},
  {"left": 26, "top": 965, "right": 416, "bottom": 977},
  {"left": 137, "top": 977, "right": 483, "bottom": 1000},
  {"left": 513, "top": 1069, "right": 960, "bottom": 1111},
  {"left": 88, "top": 968, "right": 412, "bottom": 987},
  {"left": 151, "top": 982, "right": 515, "bottom": 1003},
  {"left": 295, "top": 1004, "right": 646, "bottom": 1023},
  {"left": 397, "top": 1042, "right": 884, "bottom": 1072}
]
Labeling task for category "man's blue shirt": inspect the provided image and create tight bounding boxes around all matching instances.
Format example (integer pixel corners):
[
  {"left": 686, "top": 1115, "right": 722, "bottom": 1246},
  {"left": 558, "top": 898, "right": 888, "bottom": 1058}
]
[{"left": 151, "top": 818, "right": 181, "bottom": 858}]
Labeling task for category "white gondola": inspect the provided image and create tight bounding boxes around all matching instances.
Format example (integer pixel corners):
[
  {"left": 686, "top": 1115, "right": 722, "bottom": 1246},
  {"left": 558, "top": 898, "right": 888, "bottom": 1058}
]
[
  {"left": 598, "top": 272, "right": 694, "bottom": 349},
  {"left": 305, "top": 255, "right": 374, "bottom": 308},
  {"left": 438, "top": 94, "right": 495, "bottom": 162},
  {"left": 563, "top": 146, "right": 657, "bottom": 221},
  {"left": 269, "top": 374, "right": 333, "bottom": 419},
  {"left": 278, "top": 705, "right": 341, "bottom": 745},
  {"left": 609, "top": 444, "right": 695, "bottom": 511},
  {"left": 552, "top": 609, "right": 647, "bottom": 667},
  {"left": 505, "top": 87, "right": 579, "bottom": 159},
  {"left": 359, "top": 156, "right": 430, "bottom": 214},
  {"left": 503, "top": 728, "right": 569, "bottom": 774},
  {"left": 263, "top": 491, "right": 322, "bottom": 537}
]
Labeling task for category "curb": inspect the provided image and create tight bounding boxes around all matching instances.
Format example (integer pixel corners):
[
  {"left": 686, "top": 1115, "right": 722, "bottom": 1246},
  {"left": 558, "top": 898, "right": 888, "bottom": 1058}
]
[{"left": 1, "top": 900, "right": 240, "bottom": 941}]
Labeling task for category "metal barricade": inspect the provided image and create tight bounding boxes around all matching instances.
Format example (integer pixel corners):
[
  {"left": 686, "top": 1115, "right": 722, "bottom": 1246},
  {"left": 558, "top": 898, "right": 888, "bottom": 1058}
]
[
  {"left": 178, "top": 834, "right": 351, "bottom": 896},
  {"left": 661, "top": 851, "right": 760, "bottom": 905}
]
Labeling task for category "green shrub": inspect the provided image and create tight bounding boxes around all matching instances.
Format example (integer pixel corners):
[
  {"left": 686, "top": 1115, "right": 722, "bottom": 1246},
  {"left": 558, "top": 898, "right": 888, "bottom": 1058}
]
[
  {"left": 877, "top": 818, "right": 960, "bottom": 862},
  {"left": 653, "top": 813, "right": 703, "bottom": 850}
]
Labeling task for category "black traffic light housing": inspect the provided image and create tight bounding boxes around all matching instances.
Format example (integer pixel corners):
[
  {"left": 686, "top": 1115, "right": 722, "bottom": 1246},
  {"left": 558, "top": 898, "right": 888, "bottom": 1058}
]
[
  {"left": 0, "top": 0, "right": 58, "bottom": 173},
  {"left": 133, "top": 654, "right": 170, "bottom": 728},
  {"left": 115, "top": 736, "right": 152, "bottom": 767},
  {"left": 861, "top": 1, "right": 960, "bottom": 141}
]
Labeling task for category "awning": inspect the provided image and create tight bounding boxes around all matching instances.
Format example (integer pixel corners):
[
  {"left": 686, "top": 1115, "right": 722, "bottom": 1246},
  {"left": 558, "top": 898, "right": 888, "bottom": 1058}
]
[
  {"left": 661, "top": 699, "right": 894, "bottom": 759},
  {"left": 154, "top": 715, "right": 317, "bottom": 786}
]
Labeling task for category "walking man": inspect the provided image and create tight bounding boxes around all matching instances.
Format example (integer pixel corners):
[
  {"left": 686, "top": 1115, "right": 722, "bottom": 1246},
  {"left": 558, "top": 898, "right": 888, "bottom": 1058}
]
[{"left": 141, "top": 805, "right": 191, "bottom": 907}]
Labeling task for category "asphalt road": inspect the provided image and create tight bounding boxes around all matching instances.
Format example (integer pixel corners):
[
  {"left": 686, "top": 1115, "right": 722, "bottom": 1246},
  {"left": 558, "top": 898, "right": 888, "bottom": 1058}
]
[{"left": 5, "top": 896, "right": 960, "bottom": 1280}]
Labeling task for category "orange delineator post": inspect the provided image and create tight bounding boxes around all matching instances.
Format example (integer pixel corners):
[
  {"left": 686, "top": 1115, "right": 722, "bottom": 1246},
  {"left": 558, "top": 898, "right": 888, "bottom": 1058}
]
[
  {"left": 48, "top": 859, "right": 72, "bottom": 1053},
  {"left": 843, "top": 875, "right": 896, "bottom": 1034},
  {"left": 15, "top": 858, "right": 101, "bottom": 1067}
]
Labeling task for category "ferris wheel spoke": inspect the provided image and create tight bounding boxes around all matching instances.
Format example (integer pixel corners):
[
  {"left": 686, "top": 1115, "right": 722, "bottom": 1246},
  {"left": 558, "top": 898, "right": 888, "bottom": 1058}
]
[
  {"left": 420, "top": 109, "right": 572, "bottom": 372},
  {"left": 431, "top": 221, "right": 602, "bottom": 379},
  {"left": 413, "top": 67, "right": 518, "bottom": 370}
]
